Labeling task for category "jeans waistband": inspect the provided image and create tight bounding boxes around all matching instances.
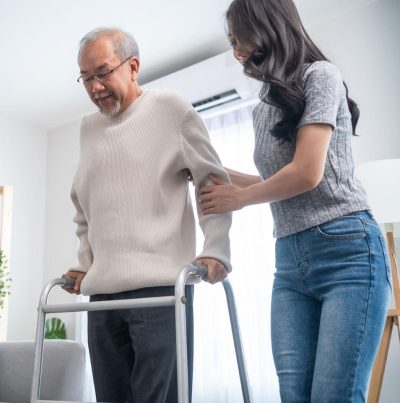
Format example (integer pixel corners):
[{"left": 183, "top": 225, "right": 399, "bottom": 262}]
[{"left": 344, "top": 210, "right": 374, "bottom": 221}]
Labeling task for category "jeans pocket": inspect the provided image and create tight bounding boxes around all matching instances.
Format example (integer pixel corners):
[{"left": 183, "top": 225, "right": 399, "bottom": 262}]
[
  {"left": 379, "top": 235, "right": 393, "bottom": 289},
  {"left": 316, "top": 215, "right": 367, "bottom": 239}
]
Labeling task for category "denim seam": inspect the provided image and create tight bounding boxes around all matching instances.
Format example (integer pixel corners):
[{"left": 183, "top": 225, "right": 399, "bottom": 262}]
[
  {"left": 378, "top": 235, "right": 393, "bottom": 290},
  {"left": 349, "top": 231, "right": 373, "bottom": 402},
  {"left": 291, "top": 234, "right": 316, "bottom": 297},
  {"left": 299, "top": 234, "right": 311, "bottom": 278},
  {"left": 316, "top": 216, "right": 367, "bottom": 239}
]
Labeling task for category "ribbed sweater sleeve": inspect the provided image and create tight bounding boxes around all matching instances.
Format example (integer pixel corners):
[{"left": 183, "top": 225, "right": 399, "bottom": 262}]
[
  {"left": 179, "top": 109, "right": 232, "bottom": 271},
  {"left": 70, "top": 183, "right": 92, "bottom": 273}
]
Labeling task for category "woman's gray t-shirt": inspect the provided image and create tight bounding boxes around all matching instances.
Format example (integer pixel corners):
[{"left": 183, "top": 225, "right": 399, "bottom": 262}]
[{"left": 253, "top": 61, "right": 369, "bottom": 238}]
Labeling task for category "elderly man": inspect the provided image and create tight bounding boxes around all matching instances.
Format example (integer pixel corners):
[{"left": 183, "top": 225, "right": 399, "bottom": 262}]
[{"left": 63, "top": 27, "right": 231, "bottom": 403}]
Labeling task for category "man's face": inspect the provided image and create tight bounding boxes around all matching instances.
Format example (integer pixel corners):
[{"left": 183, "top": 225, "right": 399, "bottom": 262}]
[{"left": 78, "top": 38, "right": 138, "bottom": 116}]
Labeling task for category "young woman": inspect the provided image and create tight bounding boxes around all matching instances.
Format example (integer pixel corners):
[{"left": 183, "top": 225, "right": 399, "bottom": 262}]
[{"left": 199, "top": 0, "right": 391, "bottom": 401}]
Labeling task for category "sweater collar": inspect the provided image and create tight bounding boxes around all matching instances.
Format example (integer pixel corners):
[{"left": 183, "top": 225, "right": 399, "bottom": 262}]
[{"left": 101, "top": 89, "right": 150, "bottom": 124}]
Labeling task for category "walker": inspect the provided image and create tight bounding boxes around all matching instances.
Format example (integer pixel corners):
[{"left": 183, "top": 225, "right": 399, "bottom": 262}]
[{"left": 30, "top": 264, "right": 252, "bottom": 403}]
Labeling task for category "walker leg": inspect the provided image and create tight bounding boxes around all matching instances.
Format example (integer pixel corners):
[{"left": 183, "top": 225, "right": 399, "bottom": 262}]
[
  {"left": 223, "top": 280, "right": 252, "bottom": 403},
  {"left": 31, "top": 278, "right": 65, "bottom": 403},
  {"left": 175, "top": 266, "right": 196, "bottom": 403},
  {"left": 30, "top": 306, "right": 46, "bottom": 402}
]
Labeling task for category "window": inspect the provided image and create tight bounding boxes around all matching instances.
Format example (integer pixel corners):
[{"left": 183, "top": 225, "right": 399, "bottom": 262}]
[{"left": 190, "top": 106, "right": 280, "bottom": 402}]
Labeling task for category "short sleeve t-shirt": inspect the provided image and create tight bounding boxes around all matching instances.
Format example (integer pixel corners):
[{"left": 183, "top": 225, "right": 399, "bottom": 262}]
[{"left": 253, "top": 61, "right": 369, "bottom": 238}]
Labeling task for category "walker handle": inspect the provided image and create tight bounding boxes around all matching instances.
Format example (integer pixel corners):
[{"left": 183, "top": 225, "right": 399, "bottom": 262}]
[
  {"left": 61, "top": 274, "right": 76, "bottom": 289},
  {"left": 192, "top": 263, "right": 208, "bottom": 279}
]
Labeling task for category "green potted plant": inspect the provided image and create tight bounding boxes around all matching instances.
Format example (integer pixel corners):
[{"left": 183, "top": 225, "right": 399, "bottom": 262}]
[
  {"left": 0, "top": 249, "right": 11, "bottom": 318},
  {"left": 45, "top": 317, "right": 67, "bottom": 339}
]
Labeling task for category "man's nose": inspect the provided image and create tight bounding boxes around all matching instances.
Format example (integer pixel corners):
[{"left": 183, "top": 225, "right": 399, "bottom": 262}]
[{"left": 91, "top": 78, "right": 106, "bottom": 92}]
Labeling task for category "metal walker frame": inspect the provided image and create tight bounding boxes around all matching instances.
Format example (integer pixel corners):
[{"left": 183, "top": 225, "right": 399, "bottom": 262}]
[{"left": 30, "top": 264, "right": 252, "bottom": 403}]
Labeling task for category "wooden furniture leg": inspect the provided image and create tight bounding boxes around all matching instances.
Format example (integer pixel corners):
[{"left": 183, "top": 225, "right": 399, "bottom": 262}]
[{"left": 367, "top": 232, "right": 400, "bottom": 403}]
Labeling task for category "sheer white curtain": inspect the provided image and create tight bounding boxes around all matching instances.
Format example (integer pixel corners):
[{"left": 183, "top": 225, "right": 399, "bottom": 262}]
[{"left": 191, "top": 106, "right": 280, "bottom": 402}]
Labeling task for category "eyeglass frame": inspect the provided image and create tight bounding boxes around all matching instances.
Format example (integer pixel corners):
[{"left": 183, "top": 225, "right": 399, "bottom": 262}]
[{"left": 77, "top": 55, "right": 134, "bottom": 84}]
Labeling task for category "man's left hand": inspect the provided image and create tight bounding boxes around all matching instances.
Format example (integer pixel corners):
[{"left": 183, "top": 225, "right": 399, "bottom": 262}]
[{"left": 195, "top": 257, "right": 228, "bottom": 284}]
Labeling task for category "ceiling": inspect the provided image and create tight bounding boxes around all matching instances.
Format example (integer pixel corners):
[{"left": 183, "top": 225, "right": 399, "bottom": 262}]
[{"left": 0, "top": 0, "right": 379, "bottom": 131}]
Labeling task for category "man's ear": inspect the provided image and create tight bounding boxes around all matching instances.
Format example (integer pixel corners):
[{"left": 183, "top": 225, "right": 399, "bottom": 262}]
[{"left": 130, "top": 57, "right": 140, "bottom": 79}]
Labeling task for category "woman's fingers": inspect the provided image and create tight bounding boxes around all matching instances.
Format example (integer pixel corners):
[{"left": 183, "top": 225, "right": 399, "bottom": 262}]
[
  {"left": 200, "top": 198, "right": 229, "bottom": 214},
  {"left": 202, "top": 204, "right": 218, "bottom": 214},
  {"left": 199, "top": 190, "right": 215, "bottom": 203},
  {"left": 199, "top": 177, "right": 241, "bottom": 214},
  {"left": 198, "top": 189, "right": 218, "bottom": 211}
]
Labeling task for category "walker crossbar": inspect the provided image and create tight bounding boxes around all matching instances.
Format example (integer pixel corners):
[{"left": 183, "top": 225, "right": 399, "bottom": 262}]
[{"left": 30, "top": 264, "right": 252, "bottom": 403}]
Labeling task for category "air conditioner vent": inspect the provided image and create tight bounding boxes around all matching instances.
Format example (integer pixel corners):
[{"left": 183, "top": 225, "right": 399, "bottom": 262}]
[{"left": 192, "top": 89, "right": 241, "bottom": 112}]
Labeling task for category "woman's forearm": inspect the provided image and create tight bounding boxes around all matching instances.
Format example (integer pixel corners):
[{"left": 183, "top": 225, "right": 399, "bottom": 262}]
[
  {"left": 226, "top": 168, "right": 262, "bottom": 188},
  {"left": 236, "top": 124, "right": 332, "bottom": 207},
  {"left": 200, "top": 125, "right": 330, "bottom": 215},
  {"left": 238, "top": 162, "right": 318, "bottom": 207},
  {"left": 199, "top": 162, "right": 319, "bottom": 215}
]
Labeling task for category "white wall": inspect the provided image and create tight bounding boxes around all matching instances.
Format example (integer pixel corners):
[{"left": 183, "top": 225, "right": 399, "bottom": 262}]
[
  {"left": 309, "top": 0, "right": 400, "bottom": 163},
  {"left": 43, "top": 120, "right": 82, "bottom": 338},
  {"left": 0, "top": 113, "right": 47, "bottom": 340}
]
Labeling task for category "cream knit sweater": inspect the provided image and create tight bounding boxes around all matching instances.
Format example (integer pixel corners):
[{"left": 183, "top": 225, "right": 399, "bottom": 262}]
[{"left": 71, "top": 89, "right": 232, "bottom": 295}]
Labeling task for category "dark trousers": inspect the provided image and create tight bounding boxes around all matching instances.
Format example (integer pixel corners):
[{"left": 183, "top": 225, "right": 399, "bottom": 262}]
[{"left": 88, "top": 286, "right": 194, "bottom": 403}]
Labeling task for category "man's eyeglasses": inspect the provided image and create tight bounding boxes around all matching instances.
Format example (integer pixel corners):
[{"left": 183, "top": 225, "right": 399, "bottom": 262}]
[{"left": 77, "top": 56, "right": 133, "bottom": 84}]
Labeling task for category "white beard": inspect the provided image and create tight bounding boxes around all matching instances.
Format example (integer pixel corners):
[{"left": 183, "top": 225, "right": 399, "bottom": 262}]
[
  {"left": 94, "top": 91, "right": 121, "bottom": 117},
  {"left": 99, "top": 99, "right": 121, "bottom": 117}
]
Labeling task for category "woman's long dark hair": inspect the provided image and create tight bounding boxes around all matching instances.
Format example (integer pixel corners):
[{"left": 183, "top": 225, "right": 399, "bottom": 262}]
[{"left": 226, "top": 0, "right": 360, "bottom": 143}]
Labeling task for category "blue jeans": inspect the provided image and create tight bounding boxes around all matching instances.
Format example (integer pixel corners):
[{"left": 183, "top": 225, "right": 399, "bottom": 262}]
[{"left": 271, "top": 211, "right": 391, "bottom": 403}]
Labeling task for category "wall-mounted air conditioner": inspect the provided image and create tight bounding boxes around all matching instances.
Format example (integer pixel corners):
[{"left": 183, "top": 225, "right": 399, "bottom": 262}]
[{"left": 143, "top": 50, "right": 260, "bottom": 118}]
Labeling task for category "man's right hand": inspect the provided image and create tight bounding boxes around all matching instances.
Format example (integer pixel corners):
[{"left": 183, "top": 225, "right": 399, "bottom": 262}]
[{"left": 62, "top": 270, "right": 86, "bottom": 294}]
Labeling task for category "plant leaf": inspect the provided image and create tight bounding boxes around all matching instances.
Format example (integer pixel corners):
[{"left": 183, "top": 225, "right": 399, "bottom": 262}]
[{"left": 45, "top": 317, "right": 67, "bottom": 339}]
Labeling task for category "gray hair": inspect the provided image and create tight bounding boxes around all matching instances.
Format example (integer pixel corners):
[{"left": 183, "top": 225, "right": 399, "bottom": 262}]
[{"left": 78, "top": 27, "right": 140, "bottom": 62}]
